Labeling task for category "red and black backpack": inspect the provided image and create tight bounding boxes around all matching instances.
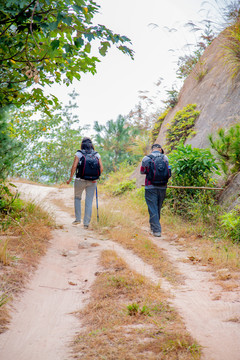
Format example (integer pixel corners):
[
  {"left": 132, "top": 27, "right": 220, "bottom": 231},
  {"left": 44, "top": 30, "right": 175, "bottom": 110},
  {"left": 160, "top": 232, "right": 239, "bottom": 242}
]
[
  {"left": 146, "top": 154, "right": 170, "bottom": 186},
  {"left": 76, "top": 150, "right": 100, "bottom": 180}
]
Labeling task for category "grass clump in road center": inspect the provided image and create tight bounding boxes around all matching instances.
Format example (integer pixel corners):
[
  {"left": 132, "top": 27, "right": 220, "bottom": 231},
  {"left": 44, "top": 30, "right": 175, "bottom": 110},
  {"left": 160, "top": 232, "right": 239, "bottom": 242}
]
[
  {"left": 91, "top": 195, "right": 181, "bottom": 284},
  {"left": 73, "top": 250, "right": 201, "bottom": 360}
]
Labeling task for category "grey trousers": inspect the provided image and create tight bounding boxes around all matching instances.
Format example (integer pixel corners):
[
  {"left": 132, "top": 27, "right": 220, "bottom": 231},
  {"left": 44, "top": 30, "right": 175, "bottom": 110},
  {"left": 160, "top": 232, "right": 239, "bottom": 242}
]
[
  {"left": 145, "top": 187, "right": 166, "bottom": 233},
  {"left": 74, "top": 179, "right": 97, "bottom": 226}
]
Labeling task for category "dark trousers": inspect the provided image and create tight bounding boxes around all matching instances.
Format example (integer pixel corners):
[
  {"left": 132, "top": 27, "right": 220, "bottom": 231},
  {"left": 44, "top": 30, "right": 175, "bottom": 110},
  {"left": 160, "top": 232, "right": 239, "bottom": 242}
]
[{"left": 145, "top": 188, "right": 166, "bottom": 233}]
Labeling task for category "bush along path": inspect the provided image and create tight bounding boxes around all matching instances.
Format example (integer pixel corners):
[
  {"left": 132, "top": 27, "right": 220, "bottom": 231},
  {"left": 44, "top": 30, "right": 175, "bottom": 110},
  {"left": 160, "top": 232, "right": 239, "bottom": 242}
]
[{"left": 0, "top": 182, "right": 239, "bottom": 359}]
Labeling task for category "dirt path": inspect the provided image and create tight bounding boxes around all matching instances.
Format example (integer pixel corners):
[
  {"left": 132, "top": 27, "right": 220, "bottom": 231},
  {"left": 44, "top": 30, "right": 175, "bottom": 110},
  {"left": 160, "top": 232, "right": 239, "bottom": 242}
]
[
  {"left": 0, "top": 183, "right": 240, "bottom": 360},
  {"left": 149, "top": 236, "right": 240, "bottom": 360}
]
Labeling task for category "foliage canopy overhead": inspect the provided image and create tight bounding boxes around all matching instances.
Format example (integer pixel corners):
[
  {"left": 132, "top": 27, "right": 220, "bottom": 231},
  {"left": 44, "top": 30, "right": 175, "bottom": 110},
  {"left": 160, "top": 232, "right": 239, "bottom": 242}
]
[{"left": 0, "top": 0, "right": 133, "bottom": 110}]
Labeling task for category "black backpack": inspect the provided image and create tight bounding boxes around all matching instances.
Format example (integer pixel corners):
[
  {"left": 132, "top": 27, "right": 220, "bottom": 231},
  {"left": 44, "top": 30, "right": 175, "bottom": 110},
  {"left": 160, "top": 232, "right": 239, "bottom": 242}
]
[
  {"left": 76, "top": 150, "right": 100, "bottom": 180},
  {"left": 146, "top": 154, "right": 170, "bottom": 186}
]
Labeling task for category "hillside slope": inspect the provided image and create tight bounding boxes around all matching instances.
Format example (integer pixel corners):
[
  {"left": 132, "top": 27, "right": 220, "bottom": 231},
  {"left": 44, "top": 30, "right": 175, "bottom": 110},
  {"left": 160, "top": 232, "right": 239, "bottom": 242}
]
[
  {"left": 136, "top": 33, "right": 240, "bottom": 206},
  {"left": 156, "top": 33, "right": 240, "bottom": 149}
]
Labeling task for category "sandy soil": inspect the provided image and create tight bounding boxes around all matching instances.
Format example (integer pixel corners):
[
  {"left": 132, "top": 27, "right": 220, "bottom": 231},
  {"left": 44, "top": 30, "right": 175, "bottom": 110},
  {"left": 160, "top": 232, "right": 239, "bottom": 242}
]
[{"left": 0, "top": 183, "right": 240, "bottom": 360}]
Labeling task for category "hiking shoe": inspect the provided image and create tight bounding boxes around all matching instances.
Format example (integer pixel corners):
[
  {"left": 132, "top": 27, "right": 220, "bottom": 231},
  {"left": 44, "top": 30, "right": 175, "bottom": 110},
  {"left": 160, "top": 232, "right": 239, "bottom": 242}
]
[
  {"left": 72, "top": 220, "right": 80, "bottom": 225},
  {"left": 153, "top": 232, "right": 161, "bottom": 237},
  {"left": 84, "top": 225, "right": 89, "bottom": 229}
]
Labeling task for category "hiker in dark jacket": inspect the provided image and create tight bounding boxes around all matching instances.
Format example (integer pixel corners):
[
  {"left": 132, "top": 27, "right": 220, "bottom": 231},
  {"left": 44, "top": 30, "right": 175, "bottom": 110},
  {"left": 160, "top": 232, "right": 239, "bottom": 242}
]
[
  {"left": 67, "top": 137, "right": 103, "bottom": 228},
  {"left": 140, "top": 144, "right": 171, "bottom": 237}
]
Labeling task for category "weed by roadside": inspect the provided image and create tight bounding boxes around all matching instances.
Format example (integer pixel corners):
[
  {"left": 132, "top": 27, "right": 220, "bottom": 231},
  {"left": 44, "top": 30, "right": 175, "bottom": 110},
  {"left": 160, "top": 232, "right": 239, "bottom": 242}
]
[{"left": 73, "top": 250, "right": 201, "bottom": 360}]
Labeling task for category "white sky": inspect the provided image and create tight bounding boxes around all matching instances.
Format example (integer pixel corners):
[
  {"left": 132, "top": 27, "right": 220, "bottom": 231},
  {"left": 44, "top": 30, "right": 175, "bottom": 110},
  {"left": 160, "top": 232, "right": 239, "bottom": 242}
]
[{"left": 46, "top": 0, "right": 219, "bottom": 131}]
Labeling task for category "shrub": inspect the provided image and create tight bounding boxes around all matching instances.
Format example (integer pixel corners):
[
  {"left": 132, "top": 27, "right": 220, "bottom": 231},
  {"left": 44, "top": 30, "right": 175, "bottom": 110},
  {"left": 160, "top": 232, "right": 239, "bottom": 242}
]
[
  {"left": 169, "top": 144, "right": 219, "bottom": 186},
  {"left": 0, "top": 182, "right": 54, "bottom": 231},
  {"left": 209, "top": 123, "right": 240, "bottom": 176},
  {"left": 112, "top": 179, "right": 136, "bottom": 196},
  {"left": 176, "top": 21, "right": 215, "bottom": 80},
  {"left": 222, "top": 21, "right": 240, "bottom": 78},
  {"left": 177, "top": 51, "right": 201, "bottom": 80},
  {"left": 151, "top": 109, "right": 169, "bottom": 143},
  {"left": 163, "top": 88, "right": 179, "bottom": 109},
  {"left": 0, "top": 183, "right": 19, "bottom": 229},
  {"left": 220, "top": 206, "right": 240, "bottom": 243},
  {"left": 101, "top": 161, "right": 136, "bottom": 192},
  {"left": 167, "top": 144, "right": 220, "bottom": 219},
  {"left": 166, "top": 104, "right": 200, "bottom": 152},
  {"left": 194, "top": 59, "right": 208, "bottom": 82}
]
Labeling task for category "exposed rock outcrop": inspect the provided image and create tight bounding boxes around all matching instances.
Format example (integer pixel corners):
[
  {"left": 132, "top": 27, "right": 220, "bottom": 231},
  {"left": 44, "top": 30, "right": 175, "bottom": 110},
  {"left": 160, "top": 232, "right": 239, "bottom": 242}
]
[
  {"left": 156, "top": 34, "right": 240, "bottom": 150},
  {"left": 133, "top": 33, "right": 240, "bottom": 206}
]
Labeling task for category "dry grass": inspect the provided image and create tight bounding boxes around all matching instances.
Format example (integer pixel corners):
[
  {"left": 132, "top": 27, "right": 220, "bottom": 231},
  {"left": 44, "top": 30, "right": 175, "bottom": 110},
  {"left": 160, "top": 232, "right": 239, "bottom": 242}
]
[
  {"left": 160, "top": 210, "right": 240, "bottom": 290},
  {"left": 50, "top": 185, "right": 240, "bottom": 287},
  {"left": 90, "top": 189, "right": 240, "bottom": 292},
  {"left": 51, "top": 197, "right": 74, "bottom": 216},
  {"left": 0, "top": 240, "right": 10, "bottom": 266},
  {"left": 193, "top": 239, "right": 240, "bottom": 270},
  {"left": 90, "top": 197, "right": 181, "bottom": 284},
  {"left": 73, "top": 250, "right": 201, "bottom": 360},
  {"left": 171, "top": 231, "right": 240, "bottom": 272},
  {"left": 0, "top": 301, "right": 10, "bottom": 333},
  {"left": 221, "top": 22, "right": 240, "bottom": 79},
  {"left": 0, "top": 200, "right": 55, "bottom": 333},
  {"left": 49, "top": 190, "right": 181, "bottom": 283},
  {"left": 147, "top": 200, "right": 240, "bottom": 272}
]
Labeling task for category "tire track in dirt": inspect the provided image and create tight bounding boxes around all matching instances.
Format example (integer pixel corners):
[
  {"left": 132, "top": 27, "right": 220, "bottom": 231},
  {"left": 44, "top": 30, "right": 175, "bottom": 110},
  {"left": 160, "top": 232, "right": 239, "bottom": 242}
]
[{"left": 1, "top": 183, "right": 240, "bottom": 360}]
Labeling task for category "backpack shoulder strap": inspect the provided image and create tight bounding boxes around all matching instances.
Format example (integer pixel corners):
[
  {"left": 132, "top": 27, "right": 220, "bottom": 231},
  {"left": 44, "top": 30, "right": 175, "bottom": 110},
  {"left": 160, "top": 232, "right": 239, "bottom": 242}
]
[{"left": 147, "top": 154, "right": 154, "bottom": 160}]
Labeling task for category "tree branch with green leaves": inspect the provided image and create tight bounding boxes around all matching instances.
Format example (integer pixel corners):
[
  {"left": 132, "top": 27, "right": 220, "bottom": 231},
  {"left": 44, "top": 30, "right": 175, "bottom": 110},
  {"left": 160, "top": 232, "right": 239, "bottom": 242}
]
[{"left": 0, "top": 0, "right": 134, "bottom": 110}]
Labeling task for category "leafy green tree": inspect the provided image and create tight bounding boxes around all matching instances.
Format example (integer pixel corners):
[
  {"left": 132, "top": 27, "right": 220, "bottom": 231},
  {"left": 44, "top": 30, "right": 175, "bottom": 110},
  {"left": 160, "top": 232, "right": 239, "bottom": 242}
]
[
  {"left": 0, "top": 109, "right": 22, "bottom": 181},
  {"left": 29, "top": 119, "right": 84, "bottom": 183},
  {"left": 9, "top": 91, "right": 86, "bottom": 183},
  {"left": 94, "top": 115, "right": 140, "bottom": 173},
  {"left": 209, "top": 123, "right": 240, "bottom": 176},
  {"left": 8, "top": 102, "right": 61, "bottom": 149},
  {"left": 0, "top": 0, "right": 133, "bottom": 110}
]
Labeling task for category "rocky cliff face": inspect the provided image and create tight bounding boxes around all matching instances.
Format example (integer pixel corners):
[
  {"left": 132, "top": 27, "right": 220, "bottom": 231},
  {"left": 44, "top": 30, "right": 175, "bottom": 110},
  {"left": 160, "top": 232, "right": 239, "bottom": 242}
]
[
  {"left": 134, "top": 33, "right": 240, "bottom": 207},
  {"left": 156, "top": 34, "right": 240, "bottom": 150}
]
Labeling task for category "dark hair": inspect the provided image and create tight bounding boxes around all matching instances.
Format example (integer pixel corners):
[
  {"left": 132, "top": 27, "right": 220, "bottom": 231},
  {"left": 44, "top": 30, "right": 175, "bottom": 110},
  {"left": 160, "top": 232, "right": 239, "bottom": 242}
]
[
  {"left": 81, "top": 137, "right": 94, "bottom": 152},
  {"left": 152, "top": 143, "right": 164, "bottom": 154}
]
